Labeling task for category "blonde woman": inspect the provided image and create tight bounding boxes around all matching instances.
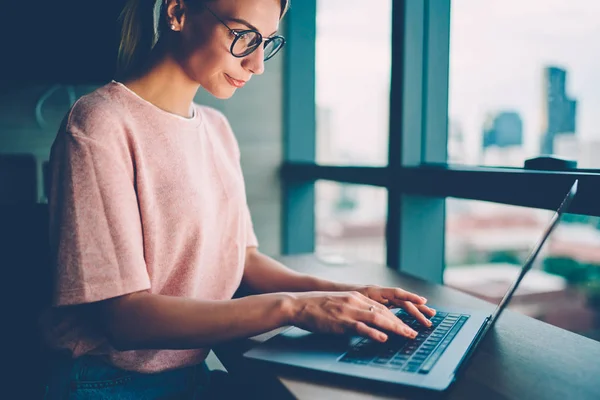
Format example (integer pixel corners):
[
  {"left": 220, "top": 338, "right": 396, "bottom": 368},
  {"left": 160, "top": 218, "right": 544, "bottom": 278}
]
[{"left": 42, "top": 0, "right": 436, "bottom": 398}]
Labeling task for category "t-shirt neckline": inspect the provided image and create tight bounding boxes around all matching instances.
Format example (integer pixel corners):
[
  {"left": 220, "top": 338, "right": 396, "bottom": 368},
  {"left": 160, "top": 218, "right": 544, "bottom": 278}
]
[{"left": 111, "top": 80, "right": 201, "bottom": 126}]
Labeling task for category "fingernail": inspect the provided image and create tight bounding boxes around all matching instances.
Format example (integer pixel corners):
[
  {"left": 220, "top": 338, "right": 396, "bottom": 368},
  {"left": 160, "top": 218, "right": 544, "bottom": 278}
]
[
  {"left": 427, "top": 320, "right": 432, "bottom": 326},
  {"left": 420, "top": 297, "right": 427, "bottom": 302},
  {"left": 380, "top": 333, "right": 388, "bottom": 342}
]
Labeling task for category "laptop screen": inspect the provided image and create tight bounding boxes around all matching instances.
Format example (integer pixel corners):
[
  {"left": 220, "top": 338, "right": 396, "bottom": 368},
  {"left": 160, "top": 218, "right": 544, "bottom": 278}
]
[{"left": 485, "top": 179, "right": 578, "bottom": 330}]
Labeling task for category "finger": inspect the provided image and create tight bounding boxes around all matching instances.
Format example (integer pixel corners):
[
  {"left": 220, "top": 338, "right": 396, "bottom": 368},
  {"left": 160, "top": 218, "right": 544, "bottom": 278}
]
[
  {"left": 352, "top": 291, "right": 394, "bottom": 315},
  {"left": 355, "top": 308, "right": 418, "bottom": 338},
  {"left": 361, "top": 296, "right": 409, "bottom": 328},
  {"left": 354, "top": 293, "right": 419, "bottom": 337},
  {"left": 415, "top": 303, "right": 437, "bottom": 318},
  {"left": 350, "top": 321, "right": 388, "bottom": 343},
  {"left": 387, "top": 288, "right": 427, "bottom": 306},
  {"left": 400, "top": 301, "right": 433, "bottom": 328}
]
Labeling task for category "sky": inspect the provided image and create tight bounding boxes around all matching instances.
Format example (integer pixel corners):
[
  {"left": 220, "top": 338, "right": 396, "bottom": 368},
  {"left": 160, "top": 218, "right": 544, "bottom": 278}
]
[
  {"left": 315, "top": 0, "right": 600, "bottom": 166},
  {"left": 449, "top": 0, "right": 600, "bottom": 163}
]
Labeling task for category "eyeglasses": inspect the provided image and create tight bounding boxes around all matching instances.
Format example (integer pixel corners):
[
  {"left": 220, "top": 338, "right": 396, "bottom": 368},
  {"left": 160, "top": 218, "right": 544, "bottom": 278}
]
[{"left": 203, "top": 5, "right": 286, "bottom": 61}]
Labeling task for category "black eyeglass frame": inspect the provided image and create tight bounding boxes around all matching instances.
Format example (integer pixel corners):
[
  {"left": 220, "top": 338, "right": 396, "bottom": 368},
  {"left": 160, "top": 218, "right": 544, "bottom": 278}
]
[{"left": 203, "top": 5, "right": 286, "bottom": 61}]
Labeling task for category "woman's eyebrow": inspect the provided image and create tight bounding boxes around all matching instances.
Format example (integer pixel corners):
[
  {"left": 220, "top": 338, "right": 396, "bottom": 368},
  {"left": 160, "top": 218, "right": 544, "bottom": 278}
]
[{"left": 225, "top": 17, "right": 278, "bottom": 37}]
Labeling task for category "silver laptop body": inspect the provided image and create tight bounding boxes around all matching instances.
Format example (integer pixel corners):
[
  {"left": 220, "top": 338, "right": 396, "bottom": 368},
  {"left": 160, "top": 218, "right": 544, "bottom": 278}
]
[{"left": 244, "top": 180, "right": 578, "bottom": 392}]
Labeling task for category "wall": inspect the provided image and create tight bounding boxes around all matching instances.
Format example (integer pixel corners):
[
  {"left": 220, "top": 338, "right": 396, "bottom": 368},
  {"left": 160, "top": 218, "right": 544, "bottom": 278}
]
[{"left": 0, "top": 55, "right": 284, "bottom": 255}]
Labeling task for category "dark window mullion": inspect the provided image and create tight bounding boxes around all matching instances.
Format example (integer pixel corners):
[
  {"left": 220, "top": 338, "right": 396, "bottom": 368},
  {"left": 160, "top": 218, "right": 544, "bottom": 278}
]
[
  {"left": 282, "top": 0, "right": 317, "bottom": 254},
  {"left": 399, "top": 166, "right": 600, "bottom": 217},
  {"left": 386, "top": 0, "right": 407, "bottom": 270}
]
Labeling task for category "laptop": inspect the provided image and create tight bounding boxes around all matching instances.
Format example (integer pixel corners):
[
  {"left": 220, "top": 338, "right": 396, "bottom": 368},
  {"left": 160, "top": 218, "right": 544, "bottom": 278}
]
[{"left": 243, "top": 180, "right": 579, "bottom": 392}]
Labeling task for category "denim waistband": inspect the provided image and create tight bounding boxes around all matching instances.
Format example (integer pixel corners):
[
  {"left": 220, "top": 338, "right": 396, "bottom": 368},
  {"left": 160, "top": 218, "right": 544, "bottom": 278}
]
[{"left": 45, "top": 353, "right": 211, "bottom": 399}]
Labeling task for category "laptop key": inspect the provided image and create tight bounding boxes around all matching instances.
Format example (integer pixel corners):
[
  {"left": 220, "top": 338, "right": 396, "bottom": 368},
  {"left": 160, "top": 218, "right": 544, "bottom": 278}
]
[
  {"left": 419, "top": 317, "right": 466, "bottom": 374},
  {"left": 401, "top": 348, "right": 416, "bottom": 355},
  {"left": 403, "top": 364, "right": 422, "bottom": 373},
  {"left": 372, "top": 357, "right": 391, "bottom": 365},
  {"left": 340, "top": 356, "right": 370, "bottom": 365}
]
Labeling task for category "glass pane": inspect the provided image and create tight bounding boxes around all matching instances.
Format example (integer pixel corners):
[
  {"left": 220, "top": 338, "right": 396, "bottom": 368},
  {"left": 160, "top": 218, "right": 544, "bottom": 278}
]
[
  {"left": 446, "top": 198, "right": 600, "bottom": 342},
  {"left": 315, "top": 181, "right": 387, "bottom": 264},
  {"left": 448, "top": 0, "right": 600, "bottom": 168},
  {"left": 315, "top": 0, "right": 391, "bottom": 166}
]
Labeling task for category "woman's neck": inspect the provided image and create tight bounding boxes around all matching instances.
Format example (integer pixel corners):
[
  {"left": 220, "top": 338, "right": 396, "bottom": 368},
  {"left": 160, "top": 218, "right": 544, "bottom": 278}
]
[{"left": 122, "top": 54, "right": 200, "bottom": 119}]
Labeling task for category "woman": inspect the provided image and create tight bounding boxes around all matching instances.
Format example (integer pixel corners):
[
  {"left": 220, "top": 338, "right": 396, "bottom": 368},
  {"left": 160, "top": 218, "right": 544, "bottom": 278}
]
[{"left": 42, "top": 0, "right": 436, "bottom": 398}]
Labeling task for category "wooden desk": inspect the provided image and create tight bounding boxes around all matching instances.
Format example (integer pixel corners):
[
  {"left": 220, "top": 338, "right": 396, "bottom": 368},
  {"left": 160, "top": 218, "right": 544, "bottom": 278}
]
[{"left": 215, "top": 254, "right": 600, "bottom": 400}]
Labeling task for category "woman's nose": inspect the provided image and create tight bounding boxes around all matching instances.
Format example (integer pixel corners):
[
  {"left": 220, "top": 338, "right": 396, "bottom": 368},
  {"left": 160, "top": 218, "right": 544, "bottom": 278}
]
[{"left": 242, "top": 46, "right": 266, "bottom": 75}]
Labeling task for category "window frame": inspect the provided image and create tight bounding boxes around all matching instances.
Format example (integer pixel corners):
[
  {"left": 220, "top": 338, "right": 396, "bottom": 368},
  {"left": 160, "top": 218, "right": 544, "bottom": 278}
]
[{"left": 281, "top": 0, "right": 600, "bottom": 284}]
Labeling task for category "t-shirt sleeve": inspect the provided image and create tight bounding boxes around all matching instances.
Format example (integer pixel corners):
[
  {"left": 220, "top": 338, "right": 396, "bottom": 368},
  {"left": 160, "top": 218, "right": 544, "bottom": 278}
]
[{"left": 48, "top": 126, "right": 150, "bottom": 306}]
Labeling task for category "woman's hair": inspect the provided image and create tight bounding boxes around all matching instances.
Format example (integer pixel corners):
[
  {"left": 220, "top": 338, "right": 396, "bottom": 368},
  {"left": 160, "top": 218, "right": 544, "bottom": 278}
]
[{"left": 116, "top": 0, "right": 290, "bottom": 80}]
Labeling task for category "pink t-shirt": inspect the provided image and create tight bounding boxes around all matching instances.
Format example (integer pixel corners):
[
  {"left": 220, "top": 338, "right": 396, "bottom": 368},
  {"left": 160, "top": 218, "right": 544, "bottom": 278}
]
[{"left": 40, "top": 81, "right": 258, "bottom": 373}]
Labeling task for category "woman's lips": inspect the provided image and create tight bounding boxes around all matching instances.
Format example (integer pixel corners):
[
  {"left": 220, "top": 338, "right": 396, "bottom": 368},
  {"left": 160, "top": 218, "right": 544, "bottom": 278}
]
[{"left": 225, "top": 74, "right": 246, "bottom": 88}]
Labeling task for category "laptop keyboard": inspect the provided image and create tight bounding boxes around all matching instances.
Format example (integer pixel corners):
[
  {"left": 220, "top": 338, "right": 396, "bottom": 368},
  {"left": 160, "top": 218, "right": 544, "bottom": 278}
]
[{"left": 338, "top": 310, "right": 470, "bottom": 374}]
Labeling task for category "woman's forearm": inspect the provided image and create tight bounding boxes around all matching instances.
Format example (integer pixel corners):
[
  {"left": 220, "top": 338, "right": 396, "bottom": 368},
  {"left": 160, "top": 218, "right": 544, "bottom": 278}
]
[
  {"left": 97, "top": 291, "right": 295, "bottom": 351},
  {"left": 241, "top": 250, "right": 350, "bottom": 294}
]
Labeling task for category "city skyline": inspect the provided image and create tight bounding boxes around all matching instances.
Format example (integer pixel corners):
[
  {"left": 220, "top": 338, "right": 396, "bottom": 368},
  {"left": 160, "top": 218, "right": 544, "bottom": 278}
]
[
  {"left": 316, "top": 0, "right": 600, "bottom": 167},
  {"left": 450, "top": 0, "right": 600, "bottom": 165}
]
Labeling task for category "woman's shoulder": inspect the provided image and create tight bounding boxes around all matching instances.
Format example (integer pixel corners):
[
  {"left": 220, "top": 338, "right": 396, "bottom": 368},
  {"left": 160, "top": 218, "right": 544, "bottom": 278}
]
[{"left": 62, "top": 83, "right": 131, "bottom": 142}]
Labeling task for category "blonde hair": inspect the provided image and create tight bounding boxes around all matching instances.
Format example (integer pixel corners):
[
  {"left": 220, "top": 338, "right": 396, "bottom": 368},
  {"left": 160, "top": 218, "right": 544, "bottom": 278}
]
[{"left": 116, "top": 0, "right": 290, "bottom": 80}]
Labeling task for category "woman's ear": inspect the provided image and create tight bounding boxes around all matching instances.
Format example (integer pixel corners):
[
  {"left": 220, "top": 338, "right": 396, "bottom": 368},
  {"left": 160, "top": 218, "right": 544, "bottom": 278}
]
[{"left": 165, "top": 0, "right": 187, "bottom": 31}]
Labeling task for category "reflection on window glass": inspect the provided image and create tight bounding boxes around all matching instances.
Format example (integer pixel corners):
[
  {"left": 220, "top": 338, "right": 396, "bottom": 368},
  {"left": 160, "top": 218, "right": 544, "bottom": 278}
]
[
  {"left": 315, "top": 181, "right": 386, "bottom": 264},
  {"left": 315, "top": 0, "right": 391, "bottom": 166},
  {"left": 448, "top": 0, "right": 600, "bottom": 168},
  {"left": 446, "top": 198, "right": 600, "bottom": 342}
]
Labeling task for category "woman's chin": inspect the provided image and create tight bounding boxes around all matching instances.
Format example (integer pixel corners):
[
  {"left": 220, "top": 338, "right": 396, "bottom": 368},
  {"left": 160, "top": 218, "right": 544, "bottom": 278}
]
[{"left": 205, "top": 85, "right": 237, "bottom": 100}]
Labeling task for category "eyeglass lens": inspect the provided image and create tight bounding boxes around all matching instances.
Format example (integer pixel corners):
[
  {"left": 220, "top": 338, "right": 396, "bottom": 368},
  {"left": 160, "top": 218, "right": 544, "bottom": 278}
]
[{"left": 232, "top": 32, "right": 284, "bottom": 60}]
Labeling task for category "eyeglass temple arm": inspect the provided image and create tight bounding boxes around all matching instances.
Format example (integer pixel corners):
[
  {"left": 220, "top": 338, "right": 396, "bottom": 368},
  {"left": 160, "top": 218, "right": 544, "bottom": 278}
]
[{"left": 203, "top": 5, "right": 239, "bottom": 37}]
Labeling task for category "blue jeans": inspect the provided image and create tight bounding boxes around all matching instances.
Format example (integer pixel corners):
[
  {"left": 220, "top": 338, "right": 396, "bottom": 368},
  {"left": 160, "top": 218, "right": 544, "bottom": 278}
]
[{"left": 43, "top": 355, "right": 216, "bottom": 399}]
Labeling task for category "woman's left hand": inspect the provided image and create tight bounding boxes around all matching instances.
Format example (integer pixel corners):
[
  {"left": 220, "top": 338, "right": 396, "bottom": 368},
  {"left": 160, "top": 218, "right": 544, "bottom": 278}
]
[{"left": 347, "top": 284, "right": 437, "bottom": 327}]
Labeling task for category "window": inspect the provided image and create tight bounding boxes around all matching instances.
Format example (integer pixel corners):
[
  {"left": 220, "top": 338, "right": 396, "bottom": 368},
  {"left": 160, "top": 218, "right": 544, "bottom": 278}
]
[
  {"left": 315, "top": 181, "right": 386, "bottom": 264},
  {"left": 448, "top": 0, "right": 600, "bottom": 168},
  {"left": 315, "top": 0, "right": 392, "bottom": 166},
  {"left": 446, "top": 198, "right": 600, "bottom": 341},
  {"left": 282, "top": 2, "right": 600, "bottom": 346}
]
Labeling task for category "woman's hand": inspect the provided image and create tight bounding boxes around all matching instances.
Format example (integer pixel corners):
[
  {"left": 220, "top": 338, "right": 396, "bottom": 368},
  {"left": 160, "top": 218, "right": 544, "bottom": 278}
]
[
  {"left": 287, "top": 290, "right": 429, "bottom": 343},
  {"left": 351, "top": 284, "right": 437, "bottom": 327}
]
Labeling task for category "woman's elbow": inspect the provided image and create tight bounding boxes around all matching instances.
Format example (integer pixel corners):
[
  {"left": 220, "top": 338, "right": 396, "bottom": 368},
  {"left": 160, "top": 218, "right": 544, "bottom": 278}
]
[{"left": 94, "top": 293, "right": 147, "bottom": 351}]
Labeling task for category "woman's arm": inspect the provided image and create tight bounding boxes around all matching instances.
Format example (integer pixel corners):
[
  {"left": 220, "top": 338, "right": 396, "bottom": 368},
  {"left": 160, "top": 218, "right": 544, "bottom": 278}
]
[
  {"left": 96, "top": 291, "right": 295, "bottom": 351},
  {"left": 241, "top": 248, "right": 356, "bottom": 294},
  {"left": 97, "top": 286, "right": 421, "bottom": 351},
  {"left": 240, "top": 249, "right": 437, "bottom": 325}
]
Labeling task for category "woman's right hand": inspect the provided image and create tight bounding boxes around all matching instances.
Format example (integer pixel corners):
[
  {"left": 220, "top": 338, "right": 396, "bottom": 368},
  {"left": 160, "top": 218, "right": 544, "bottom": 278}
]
[{"left": 286, "top": 291, "right": 422, "bottom": 343}]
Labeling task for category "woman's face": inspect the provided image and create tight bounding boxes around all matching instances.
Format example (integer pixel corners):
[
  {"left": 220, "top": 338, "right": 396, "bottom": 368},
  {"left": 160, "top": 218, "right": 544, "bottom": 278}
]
[{"left": 173, "top": 0, "right": 282, "bottom": 99}]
